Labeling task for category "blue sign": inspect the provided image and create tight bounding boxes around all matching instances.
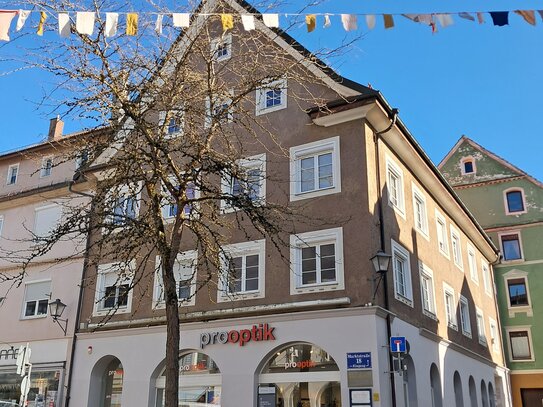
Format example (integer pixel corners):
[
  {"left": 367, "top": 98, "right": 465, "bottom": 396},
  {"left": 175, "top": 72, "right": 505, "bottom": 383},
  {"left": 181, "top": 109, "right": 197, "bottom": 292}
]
[
  {"left": 390, "top": 336, "right": 407, "bottom": 353},
  {"left": 347, "top": 352, "right": 372, "bottom": 369}
]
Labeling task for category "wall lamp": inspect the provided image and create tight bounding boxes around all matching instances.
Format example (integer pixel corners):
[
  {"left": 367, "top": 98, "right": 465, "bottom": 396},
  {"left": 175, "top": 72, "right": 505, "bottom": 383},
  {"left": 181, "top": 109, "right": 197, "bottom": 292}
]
[
  {"left": 49, "top": 298, "right": 68, "bottom": 336},
  {"left": 371, "top": 250, "right": 392, "bottom": 274}
]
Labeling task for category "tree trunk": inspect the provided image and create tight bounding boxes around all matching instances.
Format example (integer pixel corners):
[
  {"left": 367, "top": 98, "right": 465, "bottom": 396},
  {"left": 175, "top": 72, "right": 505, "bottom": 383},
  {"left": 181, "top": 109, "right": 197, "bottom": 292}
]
[{"left": 163, "top": 261, "right": 180, "bottom": 407}]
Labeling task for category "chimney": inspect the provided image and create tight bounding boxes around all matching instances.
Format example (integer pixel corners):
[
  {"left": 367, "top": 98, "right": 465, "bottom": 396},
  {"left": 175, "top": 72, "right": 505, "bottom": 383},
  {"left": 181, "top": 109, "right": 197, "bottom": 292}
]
[{"left": 48, "top": 116, "right": 64, "bottom": 141}]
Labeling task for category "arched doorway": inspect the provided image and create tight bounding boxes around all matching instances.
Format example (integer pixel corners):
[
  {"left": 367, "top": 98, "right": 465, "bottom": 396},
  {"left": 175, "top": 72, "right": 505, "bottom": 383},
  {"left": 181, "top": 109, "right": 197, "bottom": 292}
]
[
  {"left": 454, "top": 371, "right": 464, "bottom": 407},
  {"left": 481, "top": 380, "right": 489, "bottom": 407},
  {"left": 88, "top": 356, "right": 124, "bottom": 407},
  {"left": 402, "top": 355, "right": 418, "bottom": 406},
  {"left": 259, "top": 342, "right": 341, "bottom": 407},
  {"left": 429, "top": 364, "right": 442, "bottom": 407},
  {"left": 155, "top": 351, "right": 221, "bottom": 406},
  {"left": 469, "top": 376, "right": 477, "bottom": 407}
]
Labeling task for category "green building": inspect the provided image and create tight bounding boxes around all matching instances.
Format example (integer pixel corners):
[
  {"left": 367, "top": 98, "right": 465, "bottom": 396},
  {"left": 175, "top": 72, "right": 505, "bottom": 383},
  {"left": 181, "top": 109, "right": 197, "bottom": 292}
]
[{"left": 440, "top": 136, "right": 543, "bottom": 407}]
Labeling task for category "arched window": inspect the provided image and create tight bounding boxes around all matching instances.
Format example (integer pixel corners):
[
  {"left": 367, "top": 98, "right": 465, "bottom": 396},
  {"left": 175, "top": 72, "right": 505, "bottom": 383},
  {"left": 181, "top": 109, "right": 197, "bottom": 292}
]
[
  {"left": 488, "top": 382, "right": 496, "bottom": 407},
  {"left": 461, "top": 158, "right": 476, "bottom": 175},
  {"left": 430, "top": 364, "right": 443, "bottom": 407},
  {"left": 402, "top": 355, "right": 418, "bottom": 406},
  {"left": 155, "top": 351, "right": 221, "bottom": 406},
  {"left": 481, "top": 380, "right": 489, "bottom": 407},
  {"left": 259, "top": 342, "right": 341, "bottom": 406},
  {"left": 469, "top": 376, "right": 477, "bottom": 407},
  {"left": 88, "top": 356, "right": 124, "bottom": 407},
  {"left": 504, "top": 189, "right": 526, "bottom": 214},
  {"left": 454, "top": 371, "right": 464, "bottom": 407}
]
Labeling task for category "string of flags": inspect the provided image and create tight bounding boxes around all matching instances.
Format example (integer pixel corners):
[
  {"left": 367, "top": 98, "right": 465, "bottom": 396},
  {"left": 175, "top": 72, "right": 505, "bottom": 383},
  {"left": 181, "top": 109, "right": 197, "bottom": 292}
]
[{"left": 1, "top": 8, "right": 543, "bottom": 41}]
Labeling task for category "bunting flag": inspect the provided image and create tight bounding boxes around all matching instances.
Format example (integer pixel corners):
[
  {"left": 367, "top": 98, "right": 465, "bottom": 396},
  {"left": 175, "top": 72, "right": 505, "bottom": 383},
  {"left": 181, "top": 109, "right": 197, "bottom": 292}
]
[
  {"left": 241, "top": 14, "right": 255, "bottom": 31},
  {"left": 366, "top": 15, "right": 376, "bottom": 30},
  {"left": 155, "top": 14, "right": 163, "bottom": 34},
  {"left": 436, "top": 14, "right": 454, "bottom": 28},
  {"left": 126, "top": 13, "right": 138, "bottom": 35},
  {"left": 490, "top": 12, "right": 509, "bottom": 26},
  {"left": 515, "top": 10, "right": 536, "bottom": 26},
  {"left": 477, "top": 12, "right": 485, "bottom": 24},
  {"left": 172, "top": 13, "right": 190, "bottom": 28},
  {"left": 458, "top": 12, "right": 475, "bottom": 22},
  {"left": 76, "top": 12, "right": 95, "bottom": 35},
  {"left": 323, "top": 14, "right": 331, "bottom": 28},
  {"left": 306, "top": 14, "right": 316, "bottom": 32},
  {"left": 383, "top": 14, "right": 394, "bottom": 29},
  {"left": 16, "top": 9, "right": 30, "bottom": 31},
  {"left": 539, "top": 11, "right": 543, "bottom": 22},
  {"left": 262, "top": 13, "right": 279, "bottom": 28},
  {"left": 221, "top": 14, "right": 233, "bottom": 31},
  {"left": 58, "top": 12, "right": 70, "bottom": 37},
  {"left": 105, "top": 13, "right": 119, "bottom": 37},
  {"left": 341, "top": 14, "right": 357, "bottom": 31},
  {"left": 37, "top": 11, "right": 47, "bottom": 36},
  {"left": 0, "top": 11, "right": 16, "bottom": 41}
]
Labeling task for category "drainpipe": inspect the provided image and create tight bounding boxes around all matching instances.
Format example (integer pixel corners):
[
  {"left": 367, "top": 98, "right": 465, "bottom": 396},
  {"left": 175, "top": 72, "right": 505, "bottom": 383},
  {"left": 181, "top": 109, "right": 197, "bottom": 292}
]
[{"left": 374, "top": 108, "right": 398, "bottom": 407}]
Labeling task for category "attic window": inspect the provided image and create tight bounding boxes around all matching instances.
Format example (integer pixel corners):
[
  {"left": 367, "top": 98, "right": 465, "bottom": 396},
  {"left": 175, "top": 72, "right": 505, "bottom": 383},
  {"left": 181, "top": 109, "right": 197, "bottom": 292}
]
[
  {"left": 461, "top": 157, "right": 476, "bottom": 175},
  {"left": 211, "top": 34, "right": 232, "bottom": 62}
]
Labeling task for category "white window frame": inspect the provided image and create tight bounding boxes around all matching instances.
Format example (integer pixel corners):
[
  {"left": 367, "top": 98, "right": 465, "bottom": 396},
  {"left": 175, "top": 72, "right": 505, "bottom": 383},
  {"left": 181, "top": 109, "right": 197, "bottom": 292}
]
[
  {"left": 506, "top": 327, "right": 535, "bottom": 362},
  {"left": 435, "top": 210, "right": 449, "bottom": 258},
  {"left": 93, "top": 261, "right": 135, "bottom": 316},
  {"left": 450, "top": 226, "right": 463, "bottom": 271},
  {"left": 33, "top": 203, "right": 62, "bottom": 241},
  {"left": 386, "top": 156, "right": 405, "bottom": 217},
  {"left": 6, "top": 163, "right": 19, "bottom": 185},
  {"left": 40, "top": 156, "right": 53, "bottom": 178},
  {"left": 21, "top": 279, "right": 51, "bottom": 320},
  {"left": 467, "top": 244, "right": 478, "bottom": 284},
  {"left": 411, "top": 183, "right": 429, "bottom": 238},
  {"left": 290, "top": 227, "right": 344, "bottom": 295},
  {"left": 476, "top": 307, "right": 487, "bottom": 346},
  {"left": 210, "top": 33, "right": 232, "bottom": 62},
  {"left": 205, "top": 92, "right": 233, "bottom": 128},
  {"left": 159, "top": 109, "right": 184, "bottom": 139},
  {"left": 489, "top": 318, "right": 499, "bottom": 353},
  {"left": 459, "top": 295, "right": 472, "bottom": 338},
  {"left": 503, "top": 270, "right": 533, "bottom": 317},
  {"left": 256, "top": 78, "right": 287, "bottom": 115},
  {"left": 0, "top": 215, "right": 4, "bottom": 237},
  {"left": 503, "top": 188, "right": 527, "bottom": 215},
  {"left": 75, "top": 150, "right": 89, "bottom": 170},
  {"left": 219, "top": 239, "right": 265, "bottom": 301},
  {"left": 106, "top": 182, "right": 142, "bottom": 227},
  {"left": 153, "top": 251, "right": 197, "bottom": 308},
  {"left": 498, "top": 231, "right": 524, "bottom": 262},
  {"left": 481, "top": 261, "right": 492, "bottom": 296},
  {"left": 443, "top": 283, "right": 458, "bottom": 330},
  {"left": 460, "top": 156, "right": 476, "bottom": 175},
  {"left": 419, "top": 262, "right": 436, "bottom": 319},
  {"left": 290, "top": 137, "right": 341, "bottom": 201},
  {"left": 161, "top": 176, "right": 200, "bottom": 221},
  {"left": 391, "top": 239, "right": 413, "bottom": 306},
  {"left": 221, "top": 153, "right": 266, "bottom": 212}
]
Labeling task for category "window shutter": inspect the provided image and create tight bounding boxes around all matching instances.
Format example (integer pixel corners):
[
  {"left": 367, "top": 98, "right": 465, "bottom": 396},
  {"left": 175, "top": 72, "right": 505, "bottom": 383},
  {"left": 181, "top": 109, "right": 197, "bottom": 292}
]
[{"left": 34, "top": 205, "right": 61, "bottom": 238}]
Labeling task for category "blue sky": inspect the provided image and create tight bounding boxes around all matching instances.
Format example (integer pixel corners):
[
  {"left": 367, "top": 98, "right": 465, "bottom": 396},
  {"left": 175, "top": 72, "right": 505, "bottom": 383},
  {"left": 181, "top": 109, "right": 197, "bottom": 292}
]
[{"left": 0, "top": 0, "right": 541, "bottom": 180}]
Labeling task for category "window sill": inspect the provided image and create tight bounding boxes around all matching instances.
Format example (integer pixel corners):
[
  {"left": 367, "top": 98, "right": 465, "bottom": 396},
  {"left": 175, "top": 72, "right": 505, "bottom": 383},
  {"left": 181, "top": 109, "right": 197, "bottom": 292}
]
[
  {"left": 394, "top": 294, "right": 413, "bottom": 307},
  {"left": 20, "top": 314, "right": 48, "bottom": 321},
  {"left": 256, "top": 103, "right": 287, "bottom": 116},
  {"left": 478, "top": 338, "right": 488, "bottom": 347},
  {"left": 292, "top": 282, "right": 342, "bottom": 295},
  {"left": 507, "top": 305, "right": 533, "bottom": 318},
  {"left": 218, "top": 291, "right": 264, "bottom": 302},
  {"left": 153, "top": 301, "right": 195, "bottom": 309},
  {"left": 462, "top": 331, "right": 472, "bottom": 339},
  {"left": 93, "top": 307, "right": 131, "bottom": 317},
  {"left": 447, "top": 322, "right": 458, "bottom": 331},
  {"left": 423, "top": 309, "right": 438, "bottom": 321},
  {"left": 291, "top": 185, "right": 340, "bottom": 202},
  {"left": 501, "top": 258, "right": 524, "bottom": 264}
]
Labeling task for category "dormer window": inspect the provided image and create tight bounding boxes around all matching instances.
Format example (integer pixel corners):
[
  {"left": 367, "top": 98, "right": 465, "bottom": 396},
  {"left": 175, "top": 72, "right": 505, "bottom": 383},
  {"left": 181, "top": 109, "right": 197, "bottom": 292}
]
[
  {"left": 461, "top": 157, "right": 476, "bottom": 175},
  {"left": 505, "top": 189, "right": 526, "bottom": 214},
  {"left": 211, "top": 34, "right": 232, "bottom": 62}
]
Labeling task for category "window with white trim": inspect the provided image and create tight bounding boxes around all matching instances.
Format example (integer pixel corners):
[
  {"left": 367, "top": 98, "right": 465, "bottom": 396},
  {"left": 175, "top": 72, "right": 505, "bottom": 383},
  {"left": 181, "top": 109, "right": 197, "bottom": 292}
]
[
  {"left": 40, "top": 156, "right": 53, "bottom": 178},
  {"left": 489, "top": 318, "right": 499, "bottom": 353},
  {"left": 211, "top": 33, "right": 232, "bottom": 62},
  {"left": 205, "top": 93, "right": 233, "bottom": 127},
  {"left": 0, "top": 215, "right": 4, "bottom": 237},
  {"left": 467, "top": 245, "right": 478, "bottom": 284},
  {"left": 507, "top": 277, "right": 530, "bottom": 307},
  {"left": 161, "top": 177, "right": 199, "bottom": 220},
  {"left": 386, "top": 157, "right": 405, "bottom": 215},
  {"left": 154, "top": 251, "right": 197, "bottom": 307},
  {"left": 107, "top": 183, "right": 141, "bottom": 226},
  {"left": 290, "top": 137, "right": 341, "bottom": 201},
  {"left": 504, "top": 189, "right": 526, "bottom": 215},
  {"left": 391, "top": 239, "right": 413, "bottom": 306},
  {"left": 34, "top": 204, "right": 61, "bottom": 240},
  {"left": 450, "top": 226, "right": 463, "bottom": 270},
  {"left": 459, "top": 295, "right": 472, "bottom": 337},
  {"left": 443, "top": 284, "right": 457, "bottom": 330},
  {"left": 159, "top": 109, "right": 184, "bottom": 138},
  {"left": 75, "top": 149, "right": 89, "bottom": 170},
  {"left": 500, "top": 233, "right": 523, "bottom": 261},
  {"left": 412, "top": 184, "right": 428, "bottom": 237},
  {"left": 256, "top": 78, "right": 287, "bottom": 115},
  {"left": 481, "top": 261, "right": 492, "bottom": 296},
  {"left": 435, "top": 210, "right": 449, "bottom": 257},
  {"left": 219, "top": 240, "right": 265, "bottom": 301},
  {"left": 476, "top": 307, "right": 486, "bottom": 345},
  {"left": 93, "top": 262, "right": 134, "bottom": 315},
  {"left": 22, "top": 280, "right": 51, "bottom": 318},
  {"left": 221, "top": 154, "right": 266, "bottom": 211},
  {"left": 508, "top": 329, "right": 533, "bottom": 361},
  {"left": 419, "top": 262, "right": 436, "bottom": 318},
  {"left": 461, "top": 157, "right": 476, "bottom": 175},
  {"left": 290, "top": 227, "right": 344, "bottom": 294},
  {"left": 6, "top": 164, "right": 18, "bottom": 185}
]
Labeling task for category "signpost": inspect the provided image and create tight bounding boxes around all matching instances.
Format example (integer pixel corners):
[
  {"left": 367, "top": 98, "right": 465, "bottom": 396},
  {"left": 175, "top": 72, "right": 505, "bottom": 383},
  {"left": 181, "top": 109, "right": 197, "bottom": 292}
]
[
  {"left": 389, "top": 337, "right": 407, "bottom": 353},
  {"left": 16, "top": 344, "right": 32, "bottom": 407}
]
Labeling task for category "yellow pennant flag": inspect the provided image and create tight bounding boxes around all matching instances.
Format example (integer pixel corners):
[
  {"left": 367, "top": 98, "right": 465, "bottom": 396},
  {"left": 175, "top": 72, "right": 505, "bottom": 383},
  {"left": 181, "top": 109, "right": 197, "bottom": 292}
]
[
  {"left": 126, "top": 13, "right": 138, "bottom": 36},
  {"left": 306, "top": 15, "right": 316, "bottom": 32},
  {"left": 221, "top": 14, "right": 234, "bottom": 31},
  {"left": 515, "top": 10, "right": 536, "bottom": 26},
  {"left": 37, "top": 11, "right": 47, "bottom": 36}
]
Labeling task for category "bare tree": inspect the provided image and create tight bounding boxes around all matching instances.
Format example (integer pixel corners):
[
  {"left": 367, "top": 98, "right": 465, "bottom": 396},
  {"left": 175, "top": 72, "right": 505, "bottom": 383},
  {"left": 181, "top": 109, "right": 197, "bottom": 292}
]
[{"left": 1, "top": 1, "right": 361, "bottom": 406}]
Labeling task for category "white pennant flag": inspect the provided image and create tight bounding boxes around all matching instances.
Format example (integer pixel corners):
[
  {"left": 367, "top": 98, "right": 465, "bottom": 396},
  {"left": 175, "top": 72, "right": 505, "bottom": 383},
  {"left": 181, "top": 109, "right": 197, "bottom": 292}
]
[
  {"left": 155, "top": 14, "right": 163, "bottom": 34},
  {"left": 436, "top": 14, "right": 454, "bottom": 28},
  {"left": 366, "top": 15, "right": 376, "bottom": 30},
  {"left": 16, "top": 10, "right": 30, "bottom": 31},
  {"left": 76, "top": 12, "right": 95, "bottom": 35},
  {"left": 172, "top": 13, "right": 190, "bottom": 28},
  {"left": 323, "top": 14, "right": 331, "bottom": 28},
  {"left": 262, "top": 13, "right": 279, "bottom": 28},
  {"left": 241, "top": 14, "right": 255, "bottom": 30},
  {"left": 0, "top": 11, "right": 17, "bottom": 41},
  {"left": 58, "top": 12, "right": 70, "bottom": 37},
  {"left": 105, "top": 13, "right": 118, "bottom": 37},
  {"left": 341, "top": 14, "right": 357, "bottom": 31}
]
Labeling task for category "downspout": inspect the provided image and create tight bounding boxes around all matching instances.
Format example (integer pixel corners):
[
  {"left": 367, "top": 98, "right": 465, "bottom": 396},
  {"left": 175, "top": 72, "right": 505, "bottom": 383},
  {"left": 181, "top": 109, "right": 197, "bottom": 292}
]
[
  {"left": 374, "top": 108, "right": 398, "bottom": 407},
  {"left": 64, "top": 177, "right": 95, "bottom": 407}
]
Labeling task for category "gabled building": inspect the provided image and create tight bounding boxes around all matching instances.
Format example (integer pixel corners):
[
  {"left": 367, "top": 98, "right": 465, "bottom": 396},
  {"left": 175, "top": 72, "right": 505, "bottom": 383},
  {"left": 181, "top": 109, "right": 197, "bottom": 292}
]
[
  {"left": 0, "top": 119, "right": 93, "bottom": 407},
  {"left": 440, "top": 136, "right": 543, "bottom": 406}
]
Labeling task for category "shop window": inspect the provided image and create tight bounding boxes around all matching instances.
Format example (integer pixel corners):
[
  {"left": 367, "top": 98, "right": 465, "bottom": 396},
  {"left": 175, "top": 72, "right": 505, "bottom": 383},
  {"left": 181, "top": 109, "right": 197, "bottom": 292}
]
[
  {"left": 504, "top": 189, "right": 525, "bottom": 214},
  {"left": 500, "top": 233, "right": 522, "bottom": 261},
  {"left": 153, "top": 251, "right": 197, "bottom": 307},
  {"left": 22, "top": 280, "right": 51, "bottom": 319},
  {"left": 259, "top": 343, "right": 341, "bottom": 407},
  {"left": 221, "top": 154, "right": 266, "bottom": 211},
  {"left": 0, "top": 369, "right": 60, "bottom": 406},
  {"left": 155, "top": 352, "right": 221, "bottom": 406},
  {"left": 508, "top": 330, "right": 533, "bottom": 361}
]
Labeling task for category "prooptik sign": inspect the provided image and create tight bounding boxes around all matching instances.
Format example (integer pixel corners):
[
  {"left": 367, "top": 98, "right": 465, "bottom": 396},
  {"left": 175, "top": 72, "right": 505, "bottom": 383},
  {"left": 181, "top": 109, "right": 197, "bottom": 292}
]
[{"left": 200, "top": 323, "right": 275, "bottom": 348}]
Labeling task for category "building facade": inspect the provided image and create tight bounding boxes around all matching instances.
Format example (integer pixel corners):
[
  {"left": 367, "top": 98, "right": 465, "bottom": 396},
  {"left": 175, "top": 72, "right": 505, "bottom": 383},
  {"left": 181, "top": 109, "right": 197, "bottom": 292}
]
[
  {"left": 0, "top": 119, "right": 90, "bottom": 407},
  {"left": 440, "top": 136, "right": 543, "bottom": 407}
]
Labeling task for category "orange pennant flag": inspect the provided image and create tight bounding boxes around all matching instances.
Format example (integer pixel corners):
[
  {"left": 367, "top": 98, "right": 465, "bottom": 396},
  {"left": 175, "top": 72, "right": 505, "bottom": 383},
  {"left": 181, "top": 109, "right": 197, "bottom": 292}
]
[
  {"left": 306, "top": 14, "right": 316, "bottom": 32},
  {"left": 383, "top": 14, "right": 394, "bottom": 29},
  {"left": 515, "top": 10, "right": 536, "bottom": 25}
]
